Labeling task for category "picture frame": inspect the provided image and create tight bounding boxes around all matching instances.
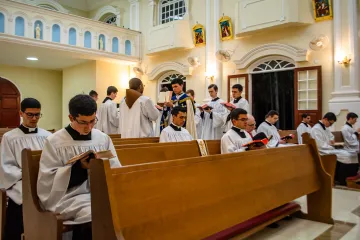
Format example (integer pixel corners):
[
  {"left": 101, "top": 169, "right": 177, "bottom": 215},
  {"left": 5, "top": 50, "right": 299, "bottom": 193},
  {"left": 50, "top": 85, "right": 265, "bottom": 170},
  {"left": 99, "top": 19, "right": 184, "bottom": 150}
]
[
  {"left": 312, "top": 0, "right": 333, "bottom": 22},
  {"left": 192, "top": 23, "right": 206, "bottom": 47},
  {"left": 218, "top": 16, "right": 233, "bottom": 41}
]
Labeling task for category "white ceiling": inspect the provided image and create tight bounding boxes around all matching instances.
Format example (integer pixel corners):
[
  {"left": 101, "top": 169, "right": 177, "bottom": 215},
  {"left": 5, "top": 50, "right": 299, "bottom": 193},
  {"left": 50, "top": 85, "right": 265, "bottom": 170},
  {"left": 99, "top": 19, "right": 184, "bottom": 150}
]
[{"left": 56, "top": 0, "right": 118, "bottom": 11}]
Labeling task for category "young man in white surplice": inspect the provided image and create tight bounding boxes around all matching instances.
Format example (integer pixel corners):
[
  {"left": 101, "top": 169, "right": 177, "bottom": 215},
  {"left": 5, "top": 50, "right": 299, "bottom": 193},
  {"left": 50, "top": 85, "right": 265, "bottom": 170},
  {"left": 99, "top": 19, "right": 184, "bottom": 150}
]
[
  {"left": 186, "top": 89, "right": 203, "bottom": 139},
  {"left": 119, "top": 78, "right": 159, "bottom": 138},
  {"left": 37, "top": 94, "right": 121, "bottom": 240},
  {"left": 0, "top": 98, "right": 52, "bottom": 240},
  {"left": 200, "top": 84, "right": 227, "bottom": 140},
  {"left": 311, "top": 112, "right": 358, "bottom": 186},
  {"left": 296, "top": 113, "right": 312, "bottom": 144},
  {"left": 342, "top": 112, "right": 360, "bottom": 153},
  {"left": 160, "top": 106, "right": 193, "bottom": 143},
  {"left": 96, "top": 86, "right": 119, "bottom": 134}
]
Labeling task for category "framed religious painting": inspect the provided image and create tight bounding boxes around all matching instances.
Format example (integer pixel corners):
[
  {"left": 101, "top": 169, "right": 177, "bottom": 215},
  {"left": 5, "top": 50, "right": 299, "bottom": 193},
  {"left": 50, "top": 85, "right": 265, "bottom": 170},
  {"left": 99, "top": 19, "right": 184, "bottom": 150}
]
[
  {"left": 219, "top": 15, "right": 233, "bottom": 41},
  {"left": 192, "top": 23, "right": 206, "bottom": 47},
  {"left": 312, "top": 0, "right": 333, "bottom": 22}
]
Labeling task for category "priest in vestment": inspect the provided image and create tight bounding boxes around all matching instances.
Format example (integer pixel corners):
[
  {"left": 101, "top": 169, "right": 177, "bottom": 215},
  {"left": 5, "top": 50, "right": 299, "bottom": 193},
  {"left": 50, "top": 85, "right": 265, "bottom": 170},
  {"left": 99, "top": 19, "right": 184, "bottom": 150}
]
[
  {"left": 201, "top": 84, "right": 227, "bottom": 140},
  {"left": 119, "top": 78, "right": 159, "bottom": 138},
  {"left": 160, "top": 106, "right": 193, "bottom": 142},
  {"left": 221, "top": 108, "right": 253, "bottom": 153},
  {"left": 296, "top": 113, "right": 312, "bottom": 144},
  {"left": 0, "top": 98, "right": 52, "bottom": 240},
  {"left": 311, "top": 112, "right": 358, "bottom": 186},
  {"left": 37, "top": 95, "right": 121, "bottom": 240},
  {"left": 96, "top": 86, "right": 119, "bottom": 134},
  {"left": 342, "top": 112, "right": 360, "bottom": 152},
  {"left": 186, "top": 89, "right": 203, "bottom": 139}
]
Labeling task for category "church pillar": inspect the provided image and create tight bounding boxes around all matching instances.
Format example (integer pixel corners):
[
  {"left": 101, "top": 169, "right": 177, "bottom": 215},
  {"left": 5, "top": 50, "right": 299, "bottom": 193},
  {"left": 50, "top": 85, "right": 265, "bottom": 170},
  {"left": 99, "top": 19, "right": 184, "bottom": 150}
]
[
  {"left": 129, "top": 0, "right": 140, "bottom": 31},
  {"left": 214, "top": 0, "right": 222, "bottom": 97},
  {"left": 204, "top": 0, "right": 212, "bottom": 102},
  {"left": 148, "top": 0, "right": 156, "bottom": 28}
]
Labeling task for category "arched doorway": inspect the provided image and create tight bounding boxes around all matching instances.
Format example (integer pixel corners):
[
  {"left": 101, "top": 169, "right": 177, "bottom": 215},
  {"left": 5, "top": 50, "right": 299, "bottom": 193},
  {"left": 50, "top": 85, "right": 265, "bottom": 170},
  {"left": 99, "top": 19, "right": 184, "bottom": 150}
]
[{"left": 0, "top": 78, "right": 20, "bottom": 127}]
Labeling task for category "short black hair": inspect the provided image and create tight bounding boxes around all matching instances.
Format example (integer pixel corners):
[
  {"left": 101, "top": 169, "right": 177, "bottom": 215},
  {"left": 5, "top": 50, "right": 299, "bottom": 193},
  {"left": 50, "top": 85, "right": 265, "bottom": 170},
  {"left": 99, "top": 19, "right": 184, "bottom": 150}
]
[
  {"left": 232, "top": 84, "right": 243, "bottom": 92},
  {"left": 230, "top": 108, "right": 248, "bottom": 120},
  {"left": 346, "top": 112, "right": 358, "bottom": 120},
  {"left": 208, "top": 84, "right": 218, "bottom": 91},
  {"left": 323, "top": 112, "right": 337, "bottom": 122},
  {"left": 266, "top": 110, "right": 279, "bottom": 118},
  {"left": 186, "top": 89, "right": 195, "bottom": 97},
  {"left": 301, "top": 113, "right": 310, "bottom": 119},
  {"left": 107, "top": 86, "right": 118, "bottom": 95},
  {"left": 69, "top": 94, "right": 97, "bottom": 117},
  {"left": 21, "top": 98, "right": 41, "bottom": 112},
  {"left": 129, "top": 78, "right": 142, "bottom": 90},
  {"left": 171, "top": 78, "right": 184, "bottom": 86},
  {"left": 171, "top": 106, "right": 186, "bottom": 116},
  {"left": 89, "top": 90, "right": 98, "bottom": 97}
]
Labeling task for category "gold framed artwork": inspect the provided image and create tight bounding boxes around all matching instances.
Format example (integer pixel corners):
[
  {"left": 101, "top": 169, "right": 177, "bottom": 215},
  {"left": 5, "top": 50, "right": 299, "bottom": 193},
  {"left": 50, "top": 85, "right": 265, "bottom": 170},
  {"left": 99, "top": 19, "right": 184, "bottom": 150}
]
[
  {"left": 219, "top": 16, "right": 233, "bottom": 41},
  {"left": 192, "top": 23, "right": 206, "bottom": 47},
  {"left": 312, "top": 0, "right": 333, "bottom": 22}
]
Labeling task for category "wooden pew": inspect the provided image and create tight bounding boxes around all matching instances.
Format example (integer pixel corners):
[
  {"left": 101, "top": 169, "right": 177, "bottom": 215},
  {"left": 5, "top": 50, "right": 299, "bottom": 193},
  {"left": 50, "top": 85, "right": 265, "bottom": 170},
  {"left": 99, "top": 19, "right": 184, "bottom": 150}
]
[
  {"left": 0, "top": 189, "right": 6, "bottom": 240},
  {"left": 90, "top": 136, "right": 333, "bottom": 240},
  {"left": 22, "top": 149, "right": 72, "bottom": 240},
  {"left": 332, "top": 131, "right": 345, "bottom": 143},
  {"left": 112, "top": 137, "right": 159, "bottom": 145},
  {"left": 279, "top": 130, "right": 298, "bottom": 144},
  {"left": 109, "top": 134, "right": 121, "bottom": 139}
]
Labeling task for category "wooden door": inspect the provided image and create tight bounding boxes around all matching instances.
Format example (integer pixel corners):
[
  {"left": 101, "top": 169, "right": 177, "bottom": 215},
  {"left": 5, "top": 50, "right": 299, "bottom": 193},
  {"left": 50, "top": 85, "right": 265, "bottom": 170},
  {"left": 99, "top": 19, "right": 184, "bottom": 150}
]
[
  {"left": 294, "top": 66, "right": 322, "bottom": 127},
  {"left": 227, "top": 74, "right": 249, "bottom": 102},
  {"left": 0, "top": 78, "right": 20, "bottom": 127}
]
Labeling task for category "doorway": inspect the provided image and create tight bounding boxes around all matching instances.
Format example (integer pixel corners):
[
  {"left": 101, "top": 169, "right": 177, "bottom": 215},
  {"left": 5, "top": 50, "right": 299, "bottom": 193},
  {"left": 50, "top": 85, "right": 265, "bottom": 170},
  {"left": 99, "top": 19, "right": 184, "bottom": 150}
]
[
  {"left": 252, "top": 70, "right": 294, "bottom": 130},
  {"left": 0, "top": 77, "right": 21, "bottom": 127}
]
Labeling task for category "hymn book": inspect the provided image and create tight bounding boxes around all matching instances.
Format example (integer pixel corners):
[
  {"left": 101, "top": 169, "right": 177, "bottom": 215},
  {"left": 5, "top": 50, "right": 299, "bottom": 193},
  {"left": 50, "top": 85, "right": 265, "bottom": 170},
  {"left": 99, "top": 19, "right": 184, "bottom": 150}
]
[
  {"left": 66, "top": 150, "right": 115, "bottom": 165},
  {"left": 220, "top": 102, "right": 236, "bottom": 109},
  {"left": 197, "top": 104, "right": 213, "bottom": 111},
  {"left": 281, "top": 134, "right": 295, "bottom": 140},
  {"left": 158, "top": 91, "right": 173, "bottom": 103}
]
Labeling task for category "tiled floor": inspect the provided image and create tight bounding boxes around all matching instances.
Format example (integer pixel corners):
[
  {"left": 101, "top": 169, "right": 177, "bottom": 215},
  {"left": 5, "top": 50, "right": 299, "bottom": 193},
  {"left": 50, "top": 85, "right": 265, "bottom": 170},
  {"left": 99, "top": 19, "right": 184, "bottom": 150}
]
[{"left": 232, "top": 188, "right": 360, "bottom": 240}]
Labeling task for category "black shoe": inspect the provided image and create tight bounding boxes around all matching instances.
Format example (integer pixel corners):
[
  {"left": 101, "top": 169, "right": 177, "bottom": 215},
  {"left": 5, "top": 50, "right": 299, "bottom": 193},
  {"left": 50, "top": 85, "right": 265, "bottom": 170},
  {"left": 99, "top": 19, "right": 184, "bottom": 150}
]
[{"left": 267, "top": 222, "right": 280, "bottom": 228}]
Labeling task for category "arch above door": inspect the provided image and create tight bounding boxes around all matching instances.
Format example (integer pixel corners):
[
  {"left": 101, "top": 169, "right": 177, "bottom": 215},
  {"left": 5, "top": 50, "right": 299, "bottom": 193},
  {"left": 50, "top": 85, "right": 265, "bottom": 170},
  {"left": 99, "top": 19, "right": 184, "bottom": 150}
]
[{"left": 148, "top": 62, "right": 193, "bottom": 81}]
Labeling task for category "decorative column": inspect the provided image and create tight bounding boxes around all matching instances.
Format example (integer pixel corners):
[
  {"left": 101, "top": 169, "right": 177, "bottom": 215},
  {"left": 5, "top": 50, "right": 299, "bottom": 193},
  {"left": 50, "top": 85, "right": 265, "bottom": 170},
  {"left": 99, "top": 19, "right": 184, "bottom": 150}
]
[
  {"left": 214, "top": 0, "right": 222, "bottom": 97},
  {"left": 148, "top": 0, "right": 156, "bottom": 28},
  {"left": 129, "top": 0, "right": 140, "bottom": 31},
  {"left": 204, "top": 0, "right": 212, "bottom": 102}
]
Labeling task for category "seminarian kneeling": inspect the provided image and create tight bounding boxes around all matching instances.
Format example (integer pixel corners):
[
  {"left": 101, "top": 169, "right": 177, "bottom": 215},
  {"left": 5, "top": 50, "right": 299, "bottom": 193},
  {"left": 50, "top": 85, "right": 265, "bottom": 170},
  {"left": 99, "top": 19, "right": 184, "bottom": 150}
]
[
  {"left": 37, "top": 94, "right": 121, "bottom": 240},
  {"left": 160, "top": 106, "right": 193, "bottom": 142}
]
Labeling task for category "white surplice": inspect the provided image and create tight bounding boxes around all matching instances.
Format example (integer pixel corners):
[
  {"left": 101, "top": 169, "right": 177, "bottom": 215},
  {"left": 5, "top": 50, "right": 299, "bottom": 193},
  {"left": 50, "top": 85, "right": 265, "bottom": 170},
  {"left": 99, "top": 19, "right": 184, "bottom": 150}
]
[
  {"left": 221, "top": 127, "right": 253, "bottom": 154},
  {"left": 97, "top": 98, "right": 119, "bottom": 134},
  {"left": 37, "top": 128, "right": 121, "bottom": 225},
  {"left": 119, "top": 96, "right": 160, "bottom": 138},
  {"left": 159, "top": 124, "right": 193, "bottom": 143},
  {"left": 194, "top": 102, "right": 203, "bottom": 140},
  {"left": 201, "top": 98, "right": 227, "bottom": 140},
  {"left": 0, "top": 127, "right": 52, "bottom": 205},
  {"left": 257, "top": 121, "right": 293, "bottom": 148},
  {"left": 341, "top": 123, "right": 359, "bottom": 152},
  {"left": 311, "top": 121, "right": 358, "bottom": 164},
  {"left": 232, "top": 97, "right": 249, "bottom": 111},
  {"left": 296, "top": 122, "right": 312, "bottom": 144}
]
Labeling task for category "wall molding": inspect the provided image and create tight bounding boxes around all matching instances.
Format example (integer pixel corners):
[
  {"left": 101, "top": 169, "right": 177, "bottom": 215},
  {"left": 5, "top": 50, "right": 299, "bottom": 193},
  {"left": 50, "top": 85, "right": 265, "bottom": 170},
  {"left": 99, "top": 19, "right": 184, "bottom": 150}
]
[{"left": 148, "top": 62, "right": 193, "bottom": 80}]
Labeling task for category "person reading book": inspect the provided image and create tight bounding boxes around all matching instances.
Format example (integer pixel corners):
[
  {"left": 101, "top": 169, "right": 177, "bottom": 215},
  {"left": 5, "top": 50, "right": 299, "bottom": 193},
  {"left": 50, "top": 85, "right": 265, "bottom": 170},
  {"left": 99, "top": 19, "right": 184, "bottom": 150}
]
[
  {"left": 221, "top": 108, "right": 253, "bottom": 153},
  {"left": 296, "top": 113, "right": 312, "bottom": 144},
  {"left": 342, "top": 112, "right": 360, "bottom": 152},
  {"left": 242, "top": 132, "right": 269, "bottom": 151},
  {"left": 246, "top": 114, "right": 257, "bottom": 138},
  {"left": 37, "top": 94, "right": 121, "bottom": 240},
  {"left": 231, "top": 84, "right": 249, "bottom": 111}
]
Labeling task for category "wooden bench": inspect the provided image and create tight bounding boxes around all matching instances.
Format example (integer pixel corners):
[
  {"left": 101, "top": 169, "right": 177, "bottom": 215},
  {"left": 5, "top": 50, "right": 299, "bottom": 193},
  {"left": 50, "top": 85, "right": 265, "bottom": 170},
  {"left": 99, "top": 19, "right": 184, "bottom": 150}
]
[
  {"left": 22, "top": 149, "right": 72, "bottom": 240},
  {"left": 109, "top": 134, "right": 121, "bottom": 139},
  {"left": 332, "top": 131, "right": 345, "bottom": 143},
  {"left": 278, "top": 130, "right": 298, "bottom": 144},
  {"left": 112, "top": 137, "right": 159, "bottom": 145},
  {"left": 0, "top": 189, "right": 6, "bottom": 240},
  {"left": 90, "top": 135, "right": 333, "bottom": 240}
]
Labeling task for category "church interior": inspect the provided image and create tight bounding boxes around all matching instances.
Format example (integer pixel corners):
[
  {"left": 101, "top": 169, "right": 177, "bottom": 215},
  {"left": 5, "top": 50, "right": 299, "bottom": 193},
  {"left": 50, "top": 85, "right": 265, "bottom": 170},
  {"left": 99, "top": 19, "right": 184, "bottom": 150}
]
[{"left": 1, "top": 0, "right": 360, "bottom": 239}]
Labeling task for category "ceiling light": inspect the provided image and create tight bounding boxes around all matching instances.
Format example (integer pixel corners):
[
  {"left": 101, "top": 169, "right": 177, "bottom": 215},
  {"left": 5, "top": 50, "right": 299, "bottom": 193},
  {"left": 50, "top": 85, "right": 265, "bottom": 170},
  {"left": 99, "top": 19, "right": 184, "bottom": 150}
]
[{"left": 26, "top": 57, "right": 38, "bottom": 61}]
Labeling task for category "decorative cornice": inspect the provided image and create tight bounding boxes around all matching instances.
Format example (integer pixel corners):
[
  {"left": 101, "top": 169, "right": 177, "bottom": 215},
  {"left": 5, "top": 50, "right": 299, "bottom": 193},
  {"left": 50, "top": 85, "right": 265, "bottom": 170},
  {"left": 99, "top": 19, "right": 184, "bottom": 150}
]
[
  {"left": 148, "top": 62, "right": 193, "bottom": 80},
  {"left": 234, "top": 43, "right": 308, "bottom": 69}
]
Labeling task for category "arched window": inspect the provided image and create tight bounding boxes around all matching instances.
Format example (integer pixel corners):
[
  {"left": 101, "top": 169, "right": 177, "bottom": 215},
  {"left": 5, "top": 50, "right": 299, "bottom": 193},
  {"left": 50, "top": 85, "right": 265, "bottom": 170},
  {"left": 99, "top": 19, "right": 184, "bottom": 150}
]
[
  {"left": 252, "top": 59, "right": 295, "bottom": 73},
  {"left": 159, "top": 0, "right": 186, "bottom": 24},
  {"left": 0, "top": 12, "right": 4, "bottom": 33},
  {"left": 112, "top": 37, "right": 119, "bottom": 53},
  {"left": 38, "top": 4, "right": 58, "bottom": 11},
  {"left": 34, "top": 20, "right": 43, "bottom": 40},
  {"left": 68, "top": 28, "right": 77, "bottom": 46},
  {"left": 103, "top": 14, "right": 117, "bottom": 25},
  {"left": 125, "top": 40, "right": 131, "bottom": 55},
  {"left": 15, "top": 17, "right": 25, "bottom": 37},
  {"left": 84, "top": 31, "right": 92, "bottom": 48},
  {"left": 99, "top": 34, "right": 106, "bottom": 50},
  {"left": 52, "top": 24, "right": 60, "bottom": 43},
  {"left": 159, "top": 72, "right": 186, "bottom": 93}
]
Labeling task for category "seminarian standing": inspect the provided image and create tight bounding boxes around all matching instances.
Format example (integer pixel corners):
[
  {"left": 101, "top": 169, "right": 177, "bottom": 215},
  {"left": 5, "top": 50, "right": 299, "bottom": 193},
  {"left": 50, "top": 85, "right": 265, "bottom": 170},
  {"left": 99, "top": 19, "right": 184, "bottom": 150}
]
[
  {"left": 296, "top": 113, "right": 312, "bottom": 144},
  {"left": 97, "top": 86, "right": 119, "bottom": 134},
  {"left": 341, "top": 112, "right": 360, "bottom": 152},
  {"left": 119, "top": 78, "right": 159, "bottom": 138},
  {"left": 201, "top": 84, "right": 227, "bottom": 140},
  {"left": 257, "top": 110, "right": 288, "bottom": 148},
  {"left": 0, "top": 98, "right": 52, "bottom": 240},
  {"left": 160, "top": 106, "right": 193, "bottom": 142},
  {"left": 231, "top": 84, "right": 249, "bottom": 110}
]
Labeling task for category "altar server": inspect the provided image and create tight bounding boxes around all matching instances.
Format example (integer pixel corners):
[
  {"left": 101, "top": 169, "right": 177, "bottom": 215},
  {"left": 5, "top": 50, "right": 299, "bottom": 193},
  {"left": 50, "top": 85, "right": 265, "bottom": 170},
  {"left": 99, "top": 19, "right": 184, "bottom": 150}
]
[
  {"left": 97, "top": 86, "right": 119, "bottom": 134},
  {"left": 257, "top": 110, "right": 288, "bottom": 148},
  {"left": 186, "top": 89, "right": 203, "bottom": 139},
  {"left": 201, "top": 84, "right": 227, "bottom": 140},
  {"left": 311, "top": 112, "right": 358, "bottom": 186},
  {"left": 231, "top": 84, "right": 249, "bottom": 111},
  {"left": 341, "top": 112, "right": 360, "bottom": 152},
  {"left": 37, "top": 94, "right": 121, "bottom": 240},
  {"left": 0, "top": 98, "right": 52, "bottom": 240},
  {"left": 160, "top": 106, "right": 193, "bottom": 142},
  {"left": 296, "top": 113, "right": 312, "bottom": 144},
  {"left": 119, "top": 78, "right": 159, "bottom": 138}
]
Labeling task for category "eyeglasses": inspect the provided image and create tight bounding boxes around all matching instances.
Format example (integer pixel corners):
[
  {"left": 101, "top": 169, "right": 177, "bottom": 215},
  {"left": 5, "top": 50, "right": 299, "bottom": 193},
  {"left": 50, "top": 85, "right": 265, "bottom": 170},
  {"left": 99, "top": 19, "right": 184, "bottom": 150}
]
[
  {"left": 74, "top": 117, "right": 98, "bottom": 126},
  {"left": 236, "top": 118, "right": 248, "bottom": 122},
  {"left": 248, "top": 123, "right": 256, "bottom": 127},
  {"left": 329, "top": 121, "right": 335, "bottom": 126},
  {"left": 23, "top": 112, "right": 42, "bottom": 119}
]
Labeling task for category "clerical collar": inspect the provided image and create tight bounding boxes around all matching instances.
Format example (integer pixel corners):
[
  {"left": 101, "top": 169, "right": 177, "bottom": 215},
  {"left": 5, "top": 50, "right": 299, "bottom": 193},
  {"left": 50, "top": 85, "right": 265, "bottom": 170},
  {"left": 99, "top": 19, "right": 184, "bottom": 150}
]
[
  {"left": 231, "top": 126, "right": 246, "bottom": 138},
  {"left": 176, "top": 92, "right": 185, "bottom": 98},
  {"left": 346, "top": 122, "right": 353, "bottom": 128},
  {"left": 233, "top": 97, "right": 242, "bottom": 104},
  {"left": 102, "top": 97, "right": 112, "bottom": 103},
  {"left": 170, "top": 123, "right": 182, "bottom": 131},
  {"left": 264, "top": 120, "right": 272, "bottom": 126},
  {"left": 211, "top": 97, "right": 220, "bottom": 102},
  {"left": 317, "top": 121, "right": 326, "bottom": 130},
  {"left": 65, "top": 125, "right": 92, "bottom": 141},
  {"left": 18, "top": 124, "right": 38, "bottom": 134},
  {"left": 302, "top": 122, "right": 309, "bottom": 127}
]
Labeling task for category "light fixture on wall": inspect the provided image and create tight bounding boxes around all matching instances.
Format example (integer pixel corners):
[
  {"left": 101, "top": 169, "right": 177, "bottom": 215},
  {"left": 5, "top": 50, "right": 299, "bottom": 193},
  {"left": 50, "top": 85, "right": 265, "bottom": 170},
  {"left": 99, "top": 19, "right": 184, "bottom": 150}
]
[
  {"left": 26, "top": 57, "right": 38, "bottom": 61},
  {"left": 205, "top": 71, "right": 215, "bottom": 82},
  {"left": 338, "top": 56, "right": 351, "bottom": 66}
]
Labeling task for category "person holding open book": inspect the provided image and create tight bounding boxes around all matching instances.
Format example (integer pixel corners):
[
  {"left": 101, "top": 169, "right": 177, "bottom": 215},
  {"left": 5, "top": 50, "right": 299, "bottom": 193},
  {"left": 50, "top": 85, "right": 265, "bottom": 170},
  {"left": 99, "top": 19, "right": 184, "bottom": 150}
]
[{"left": 37, "top": 94, "right": 121, "bottom": 240}]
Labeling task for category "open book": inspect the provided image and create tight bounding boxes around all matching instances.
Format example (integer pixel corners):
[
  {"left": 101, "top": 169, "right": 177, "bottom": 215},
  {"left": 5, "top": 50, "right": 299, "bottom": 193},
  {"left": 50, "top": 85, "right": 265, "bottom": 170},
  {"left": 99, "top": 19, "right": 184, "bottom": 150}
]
[
  {"left": 197, "top": 104, "right": 213, "bottom": 111},
  {"left": 220, "top": 102, "right": 237, "bottom": 109},
  {"left": 242, "top": 133, "right": 271, "bottom": 149},
  {"left": 281, "top": 134, "right": 295, "bottom": 140},
  {"left": 66, "top": 150, "right": 115, "bottom": 165},
  {"left": 158, "top": 91, "right": 173, "bottom": 103}
]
